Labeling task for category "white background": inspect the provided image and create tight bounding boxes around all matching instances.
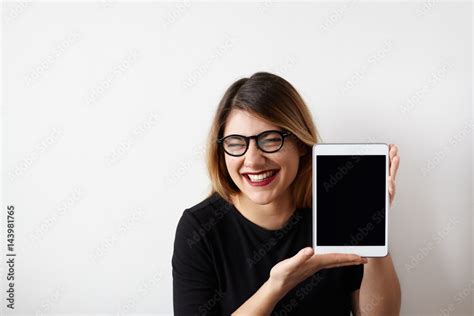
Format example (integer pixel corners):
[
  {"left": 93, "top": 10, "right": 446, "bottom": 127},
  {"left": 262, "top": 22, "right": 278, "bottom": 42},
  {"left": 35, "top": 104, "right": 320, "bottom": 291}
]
[{"left": 1, "top": 1, "right": 472, "bottom": 315}]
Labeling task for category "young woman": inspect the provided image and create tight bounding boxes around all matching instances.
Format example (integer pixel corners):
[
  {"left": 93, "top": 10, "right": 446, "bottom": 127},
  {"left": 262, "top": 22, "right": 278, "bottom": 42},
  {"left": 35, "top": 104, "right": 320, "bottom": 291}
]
[{"left": 172, "top": 72, "right": 401, "bottom": 315}]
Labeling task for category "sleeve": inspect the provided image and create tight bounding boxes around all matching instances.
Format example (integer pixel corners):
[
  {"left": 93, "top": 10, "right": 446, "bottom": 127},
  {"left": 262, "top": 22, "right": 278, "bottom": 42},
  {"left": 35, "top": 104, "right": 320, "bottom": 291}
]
[
  {"left": 345, "top": 263, "right": 364, "bottom": 292},
  {"left": 172, "top": 209, "right": 220, "bottom": 316}
]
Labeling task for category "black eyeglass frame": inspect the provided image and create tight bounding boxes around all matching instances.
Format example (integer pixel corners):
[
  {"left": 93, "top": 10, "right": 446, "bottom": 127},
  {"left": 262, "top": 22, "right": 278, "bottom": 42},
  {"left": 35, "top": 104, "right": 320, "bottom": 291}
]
[{"left": 216, "top": 129, "right": 292, "bottom": 157}]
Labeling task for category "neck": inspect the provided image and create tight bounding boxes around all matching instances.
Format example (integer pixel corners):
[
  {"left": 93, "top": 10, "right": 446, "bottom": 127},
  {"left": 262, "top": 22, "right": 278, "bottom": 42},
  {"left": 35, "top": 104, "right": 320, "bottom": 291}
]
[{"left": 232, "top": 191, "right": 296, "bottom": 230}]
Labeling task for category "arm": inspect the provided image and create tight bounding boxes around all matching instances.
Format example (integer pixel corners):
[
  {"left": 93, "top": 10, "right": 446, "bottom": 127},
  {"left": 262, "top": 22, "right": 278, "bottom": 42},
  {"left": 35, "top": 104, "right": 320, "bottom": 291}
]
[
  {"left": 172, "top": 209, "right": 220, "bottom": 315},
  {"left": 233, "top": 248, "right": 367, "bottom": 315},
  {"left": 351, "top": 144, "right": 402, "bottom": 315},
  {"left": 351, "top": 252, "right": 401, "bottom": 315},
  {"left": 231, "top": 279, "right": 284, "bottom": 315}
]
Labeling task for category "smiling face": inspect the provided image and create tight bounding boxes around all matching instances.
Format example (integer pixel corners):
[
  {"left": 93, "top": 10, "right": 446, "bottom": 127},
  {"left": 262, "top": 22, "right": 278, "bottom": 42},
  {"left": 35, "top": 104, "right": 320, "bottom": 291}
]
[{"left": 223, "top": 109, "right": 304, "bottom": 207}]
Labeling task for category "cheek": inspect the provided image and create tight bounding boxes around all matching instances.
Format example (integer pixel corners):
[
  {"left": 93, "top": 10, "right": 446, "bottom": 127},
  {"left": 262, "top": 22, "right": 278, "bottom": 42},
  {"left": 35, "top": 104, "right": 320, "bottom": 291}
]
[
  {"left": 283, "top": 160, "right": 299, "bottom": 179},
  {"left": 224, "top": 156, "right": 240, "bottom": 178},
  {"left": 279, "top": 153, "right": 300, "bottom": 178},
  {"left": 285, "top": 149, "right": 300, "bottom": 177}
]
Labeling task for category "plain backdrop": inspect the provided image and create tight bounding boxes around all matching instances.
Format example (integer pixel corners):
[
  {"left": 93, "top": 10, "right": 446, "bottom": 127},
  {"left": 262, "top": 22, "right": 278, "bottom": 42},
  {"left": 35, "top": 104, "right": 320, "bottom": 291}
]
[{"left": 1, "top": 1, "right": 472, "bottom": 315}]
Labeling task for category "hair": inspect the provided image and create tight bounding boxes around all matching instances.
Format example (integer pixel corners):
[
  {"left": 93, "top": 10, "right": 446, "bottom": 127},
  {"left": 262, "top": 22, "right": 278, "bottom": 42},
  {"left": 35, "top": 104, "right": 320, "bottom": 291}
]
[{"left": 205, "top": 72, "right": 321, "bottom": 209}]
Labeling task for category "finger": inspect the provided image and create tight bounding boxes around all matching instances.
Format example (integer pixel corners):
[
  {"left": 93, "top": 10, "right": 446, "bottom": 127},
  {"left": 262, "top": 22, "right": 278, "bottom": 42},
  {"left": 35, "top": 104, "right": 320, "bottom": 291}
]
[
  {"left": 286, "top": 247, "right": 314, "bottom": 270},
  {"left": 388, "top": 177, "right": 393, "bottom": 204},
  {"left": 389, "top": 144, "right": 398, "bottom": 161},
  {"left": 390, "top": 180, "right": 396, "bottom": 202},
  {"left": 317, "top": 256, "right": 366, "bottom": 271},
  {"left": 312, "top": 253, "right": 364, "bottom": 270},
  {"left": 390, "top": 156, "right": 400, "bottom": 180},
  {"left": 323, "top": 260, "right": 367, "bottom": 270},
  {"left": 388, "top": 176, "right": 394, "bottom": 194}
]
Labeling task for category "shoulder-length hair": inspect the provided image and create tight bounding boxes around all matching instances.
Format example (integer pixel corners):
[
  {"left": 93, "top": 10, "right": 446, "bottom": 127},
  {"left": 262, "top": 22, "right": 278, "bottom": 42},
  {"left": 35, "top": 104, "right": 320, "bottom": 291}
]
[{"left": 205, "top": 72, "right": 321, "bottom": 209}]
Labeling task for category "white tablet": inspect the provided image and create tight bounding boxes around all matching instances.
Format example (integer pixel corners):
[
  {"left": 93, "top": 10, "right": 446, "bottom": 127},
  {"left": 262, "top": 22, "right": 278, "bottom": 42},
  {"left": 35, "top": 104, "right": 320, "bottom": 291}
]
[{"left": 312, "top": 143, "right": 389, "bottom": 257}]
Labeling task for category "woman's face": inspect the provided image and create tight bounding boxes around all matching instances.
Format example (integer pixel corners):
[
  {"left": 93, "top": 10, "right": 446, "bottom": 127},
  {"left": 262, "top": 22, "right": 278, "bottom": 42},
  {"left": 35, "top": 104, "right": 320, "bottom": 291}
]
[{"left": 223, "top": 109, "right": 304, "bottom": 205}]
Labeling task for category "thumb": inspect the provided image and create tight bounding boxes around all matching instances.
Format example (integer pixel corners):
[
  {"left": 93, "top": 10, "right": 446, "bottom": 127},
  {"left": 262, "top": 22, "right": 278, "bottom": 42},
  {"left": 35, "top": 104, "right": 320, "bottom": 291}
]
[{"left": 287, "top": 247, "right": 314, "bottom": 269}]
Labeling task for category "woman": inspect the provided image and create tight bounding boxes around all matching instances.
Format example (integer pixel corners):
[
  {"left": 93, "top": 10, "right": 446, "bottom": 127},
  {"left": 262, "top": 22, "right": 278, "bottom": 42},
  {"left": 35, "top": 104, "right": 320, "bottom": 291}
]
[{"left": 172, "top": 72, "right": 401, "bottom": 315}]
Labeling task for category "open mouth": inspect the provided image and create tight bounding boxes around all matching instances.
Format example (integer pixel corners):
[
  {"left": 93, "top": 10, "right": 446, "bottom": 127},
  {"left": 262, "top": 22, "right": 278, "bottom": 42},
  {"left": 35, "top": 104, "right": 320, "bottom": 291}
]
[{"left": 242, "top": 170, "right": 279, "bottom": 186}]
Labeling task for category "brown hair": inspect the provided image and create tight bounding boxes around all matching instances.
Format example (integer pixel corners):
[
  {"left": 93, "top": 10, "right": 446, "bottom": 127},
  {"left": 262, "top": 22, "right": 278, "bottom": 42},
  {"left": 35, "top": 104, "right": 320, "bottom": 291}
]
[{"left": 205, "top": 72, "right": 321, "bottom": 209}]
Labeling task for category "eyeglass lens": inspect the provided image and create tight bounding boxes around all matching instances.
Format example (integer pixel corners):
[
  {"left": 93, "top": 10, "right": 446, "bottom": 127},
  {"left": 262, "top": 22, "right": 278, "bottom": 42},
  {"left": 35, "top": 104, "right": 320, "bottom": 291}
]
[{"left": 223, "top": 131, "right": 284, "bottom": 156}]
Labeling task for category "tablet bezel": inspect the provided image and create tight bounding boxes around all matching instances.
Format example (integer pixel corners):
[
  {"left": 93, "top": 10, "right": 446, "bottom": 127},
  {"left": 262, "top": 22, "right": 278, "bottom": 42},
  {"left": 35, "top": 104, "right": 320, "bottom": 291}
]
[{"left": 312, "top": 143, "right": 389, "bottom": 257}]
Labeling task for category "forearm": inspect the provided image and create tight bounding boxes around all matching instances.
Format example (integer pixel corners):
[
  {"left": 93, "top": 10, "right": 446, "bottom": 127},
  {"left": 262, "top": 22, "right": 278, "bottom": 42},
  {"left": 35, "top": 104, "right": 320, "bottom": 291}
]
[
  {"left": 231, "top": 279, "right": 284, "bottom": 315},
  {"left": 359, "top": 253, "right": 401, "bottom": 315}
]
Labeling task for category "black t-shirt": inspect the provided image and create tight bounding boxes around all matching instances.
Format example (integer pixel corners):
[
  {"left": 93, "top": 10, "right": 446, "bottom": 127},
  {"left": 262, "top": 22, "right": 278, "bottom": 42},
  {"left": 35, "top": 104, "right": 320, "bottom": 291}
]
[{"left": 172, "top": 192, "right": 364, "bottom": 315}]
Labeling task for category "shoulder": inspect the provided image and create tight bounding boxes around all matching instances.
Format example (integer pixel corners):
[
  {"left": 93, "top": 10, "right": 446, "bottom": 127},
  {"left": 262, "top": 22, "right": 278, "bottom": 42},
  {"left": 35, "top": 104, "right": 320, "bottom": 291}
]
[
  {"left": 181, "top": 192, "right": 233, "bottom": 226},
  {"left": 295, "top": 207, "right": 312, "bottom": 229},
  {"left": 175, "top": 192, "right": 233, "bottom": 241},
  {"left": 186, "top": 192, "right": 228, "bottom": 215},
  {"left": 298, "top": 207, "right": 311, "bottom": 219}
]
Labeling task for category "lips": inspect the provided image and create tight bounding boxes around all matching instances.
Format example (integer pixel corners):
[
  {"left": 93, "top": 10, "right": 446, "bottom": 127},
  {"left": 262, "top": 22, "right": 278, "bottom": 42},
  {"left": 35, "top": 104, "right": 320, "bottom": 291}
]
[
  {"left": 242, "top": 169, "right": 280, "bottom": 182},
  {"left": 242, "top": 169, "right": 279, "bottom": 186},
  {"left": 241, "top": 169, "right": 279, "bottom": 176}
]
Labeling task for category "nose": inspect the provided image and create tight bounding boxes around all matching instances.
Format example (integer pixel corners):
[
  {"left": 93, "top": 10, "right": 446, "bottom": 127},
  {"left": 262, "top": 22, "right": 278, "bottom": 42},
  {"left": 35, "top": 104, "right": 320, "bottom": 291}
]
[{"left": 243, "top": 138, "right": 266, "bottom": 163}]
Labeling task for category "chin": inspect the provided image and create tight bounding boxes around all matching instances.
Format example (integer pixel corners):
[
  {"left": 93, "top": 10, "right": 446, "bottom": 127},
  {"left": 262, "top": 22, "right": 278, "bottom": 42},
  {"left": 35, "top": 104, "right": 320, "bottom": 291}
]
[{"left": 243, "top": 190, "right": 278, "bottom": 205}]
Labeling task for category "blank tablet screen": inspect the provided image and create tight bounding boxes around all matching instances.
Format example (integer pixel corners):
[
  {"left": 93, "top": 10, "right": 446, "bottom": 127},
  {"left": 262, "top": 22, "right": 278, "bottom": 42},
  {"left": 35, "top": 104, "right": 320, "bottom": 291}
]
[{"left": 316, "top": 155, "right": 386, "bottom": 246}]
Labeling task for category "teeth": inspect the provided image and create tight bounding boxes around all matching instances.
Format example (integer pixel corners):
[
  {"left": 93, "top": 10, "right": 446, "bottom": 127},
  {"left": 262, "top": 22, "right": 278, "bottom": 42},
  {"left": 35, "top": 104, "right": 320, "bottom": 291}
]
[{"left": 247, "top": 170, "right": 276, "bottom": 182}]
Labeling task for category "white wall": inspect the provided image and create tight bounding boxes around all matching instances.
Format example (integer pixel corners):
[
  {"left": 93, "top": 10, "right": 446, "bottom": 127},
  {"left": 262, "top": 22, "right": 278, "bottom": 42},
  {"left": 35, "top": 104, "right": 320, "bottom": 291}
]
[{"left": 1, "top": 1, "right": 472, "bottom": 315}]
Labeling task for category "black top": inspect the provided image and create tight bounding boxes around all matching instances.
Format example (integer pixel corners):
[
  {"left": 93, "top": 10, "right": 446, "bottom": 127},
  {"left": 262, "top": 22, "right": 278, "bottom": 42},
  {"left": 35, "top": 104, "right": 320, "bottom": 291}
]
[{"left": 172, "top": 192, "right": 364, "bottom": 315}]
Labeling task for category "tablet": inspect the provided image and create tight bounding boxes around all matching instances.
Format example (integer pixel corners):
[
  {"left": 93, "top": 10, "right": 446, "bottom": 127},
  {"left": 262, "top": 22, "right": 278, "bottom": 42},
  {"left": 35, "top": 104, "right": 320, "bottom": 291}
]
[{"left": 312, "top": 143, "right": 389, "bottom": 257}]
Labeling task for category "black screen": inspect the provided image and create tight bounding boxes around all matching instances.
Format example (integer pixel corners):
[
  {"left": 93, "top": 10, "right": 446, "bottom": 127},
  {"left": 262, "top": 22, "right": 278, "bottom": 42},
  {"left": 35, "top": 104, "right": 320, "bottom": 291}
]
[{"left": 316, "top": 155, "right": 386, "bottom": 246}]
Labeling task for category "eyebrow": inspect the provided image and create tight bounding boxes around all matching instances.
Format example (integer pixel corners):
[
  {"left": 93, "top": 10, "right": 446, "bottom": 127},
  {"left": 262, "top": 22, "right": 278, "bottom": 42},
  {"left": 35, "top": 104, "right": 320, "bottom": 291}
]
[{"left": 224, "top": 129, "right": 283, "bottom": 136}]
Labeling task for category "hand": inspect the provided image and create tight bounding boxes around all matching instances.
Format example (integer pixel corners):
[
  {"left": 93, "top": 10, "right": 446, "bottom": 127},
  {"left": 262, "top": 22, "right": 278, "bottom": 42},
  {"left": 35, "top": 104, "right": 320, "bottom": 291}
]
[
  {"left": 268, "top": 247, "right": 368, "bottom": 298},
  {"left": 388, "top": 144, "right": 400, "bottom": 207}
]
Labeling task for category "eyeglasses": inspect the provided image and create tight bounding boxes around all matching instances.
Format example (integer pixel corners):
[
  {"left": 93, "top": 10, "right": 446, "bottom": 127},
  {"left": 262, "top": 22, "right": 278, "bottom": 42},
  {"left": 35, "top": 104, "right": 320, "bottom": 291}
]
[{"left": 216, "top": 130, "right": 292, "bottom": 157}]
